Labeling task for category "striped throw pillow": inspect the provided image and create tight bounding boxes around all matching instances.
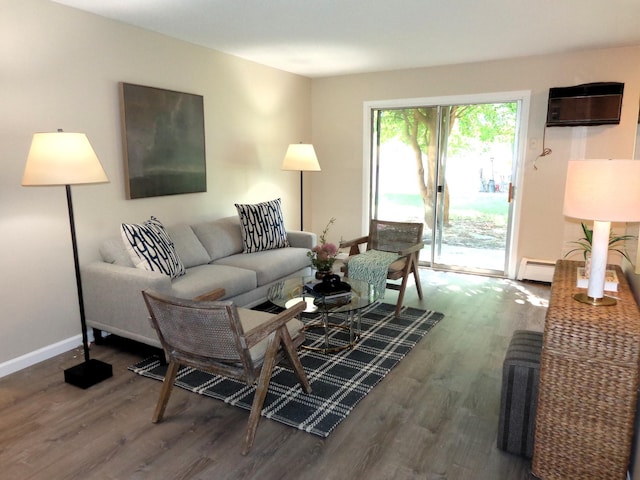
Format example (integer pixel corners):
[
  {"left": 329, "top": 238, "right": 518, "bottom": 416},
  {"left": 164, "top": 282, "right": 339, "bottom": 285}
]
[
  {"left": 121, "top": 216, "right": 186, "bottom": 278},
  {"left": 235, "top": 198, "right": 289, "bottom": 253}
]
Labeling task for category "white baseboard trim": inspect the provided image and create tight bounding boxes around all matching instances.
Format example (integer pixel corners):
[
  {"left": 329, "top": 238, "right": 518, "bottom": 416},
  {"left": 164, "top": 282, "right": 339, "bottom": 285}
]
[{"left": 0, "top": 332, "right": 94, "bottom": 379}]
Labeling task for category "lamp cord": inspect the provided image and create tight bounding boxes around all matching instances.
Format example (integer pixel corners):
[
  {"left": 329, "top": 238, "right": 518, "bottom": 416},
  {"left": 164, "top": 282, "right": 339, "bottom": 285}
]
[{"left": 533, "top": 126, "right": 552, "bottom": 170}]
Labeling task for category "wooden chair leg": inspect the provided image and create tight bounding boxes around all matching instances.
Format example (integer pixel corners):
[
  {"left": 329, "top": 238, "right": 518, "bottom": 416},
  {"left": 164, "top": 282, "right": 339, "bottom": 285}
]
[
  {"left": 279, "top": 326, "right": 311, "bottom": 394},
  {"left": 395, "top": 263, "right": 412, "bottom": 317},
  {"left": 412, "top": 254, "right": 423, "bottom": 299},
  {"left": 241, "top": 331, "right": 281, "bottom": 455},
  {"left": 395, "top": 255, "right": 423, "bottom": 316},
  {"left": 395, "top": 280, "right": 408, "bottom": 316},
  {"left": 152, "top": 360, "right": 179, "bottom": 423}
]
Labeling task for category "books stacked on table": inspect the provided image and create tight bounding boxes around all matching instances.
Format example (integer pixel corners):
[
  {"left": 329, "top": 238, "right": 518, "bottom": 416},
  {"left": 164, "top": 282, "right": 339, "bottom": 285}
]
[
  {"left": 576, "top": 267, "right": 619, "bottom": 292},
  {"left": 303, "top": 280, "right": 353, "bottom": 305}
]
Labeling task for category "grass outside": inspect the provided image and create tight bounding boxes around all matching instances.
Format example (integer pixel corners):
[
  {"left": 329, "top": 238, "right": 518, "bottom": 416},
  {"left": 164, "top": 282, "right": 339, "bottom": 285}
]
[
  {"left": 380, "top": 192, "right": 509, "bottom": 249},
  {"left": 383, "top": 192, "right": 507, "bottom": 217}
]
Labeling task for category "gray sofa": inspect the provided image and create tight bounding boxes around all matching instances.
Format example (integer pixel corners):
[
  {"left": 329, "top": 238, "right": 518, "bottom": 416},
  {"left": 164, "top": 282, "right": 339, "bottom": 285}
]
[{"left": 82, "top": 215, "right": 316, "bottom": 348}]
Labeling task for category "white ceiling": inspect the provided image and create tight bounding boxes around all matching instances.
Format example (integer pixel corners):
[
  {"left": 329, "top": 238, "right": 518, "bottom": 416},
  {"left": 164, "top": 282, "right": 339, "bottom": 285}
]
[{"left": 53, "top": 0, "right": 640, "bottom": 78}]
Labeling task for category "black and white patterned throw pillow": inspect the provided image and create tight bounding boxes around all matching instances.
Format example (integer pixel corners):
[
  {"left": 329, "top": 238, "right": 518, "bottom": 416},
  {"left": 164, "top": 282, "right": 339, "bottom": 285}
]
[
  {"left": 235, "top": 198, "right": 289, "bottom": 253},
  {"left": 121, "top": 216, "right": 186, "bottom": 278}
]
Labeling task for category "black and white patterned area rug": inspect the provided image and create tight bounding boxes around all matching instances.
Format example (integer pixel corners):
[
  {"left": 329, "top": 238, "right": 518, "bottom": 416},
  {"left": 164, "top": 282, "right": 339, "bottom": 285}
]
[{"left": 128, "top": 302, "right": 444, "bottom": 438}]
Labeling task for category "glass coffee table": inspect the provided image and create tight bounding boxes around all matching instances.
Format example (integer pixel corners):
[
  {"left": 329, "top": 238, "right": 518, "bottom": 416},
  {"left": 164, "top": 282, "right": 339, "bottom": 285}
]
[{"left": 267, "top": 276, "right": 380, "bottom": 353}]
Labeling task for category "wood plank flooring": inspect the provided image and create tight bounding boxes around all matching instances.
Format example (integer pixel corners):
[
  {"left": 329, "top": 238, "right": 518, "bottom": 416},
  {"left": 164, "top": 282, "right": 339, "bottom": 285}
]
[{"left": 0, "top": 270, "right": 549, "bottom": 479}]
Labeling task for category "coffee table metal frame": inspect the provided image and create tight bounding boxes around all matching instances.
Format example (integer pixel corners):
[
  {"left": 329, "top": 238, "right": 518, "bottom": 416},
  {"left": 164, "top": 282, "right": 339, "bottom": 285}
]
[{"left": 267, "top": 276, "right": 380, "bottom": 353}]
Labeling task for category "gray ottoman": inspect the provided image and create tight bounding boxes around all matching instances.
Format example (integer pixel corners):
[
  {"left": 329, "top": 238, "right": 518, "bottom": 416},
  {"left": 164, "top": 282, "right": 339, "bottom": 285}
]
[{"left": 497, "top": 330, "right": 543, "bottom": 458}]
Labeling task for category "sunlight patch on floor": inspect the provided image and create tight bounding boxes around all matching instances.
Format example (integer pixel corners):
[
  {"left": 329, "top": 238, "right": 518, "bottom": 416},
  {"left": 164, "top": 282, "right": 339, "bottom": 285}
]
[{"left": 508, "top": 280, "right": 549, "bottom": 308}]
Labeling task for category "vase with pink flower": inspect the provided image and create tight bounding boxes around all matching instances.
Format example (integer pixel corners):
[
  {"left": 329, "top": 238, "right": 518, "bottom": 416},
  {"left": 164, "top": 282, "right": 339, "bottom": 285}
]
[{"left": 308, "top": 218, "right": 338, "bottom": 279}]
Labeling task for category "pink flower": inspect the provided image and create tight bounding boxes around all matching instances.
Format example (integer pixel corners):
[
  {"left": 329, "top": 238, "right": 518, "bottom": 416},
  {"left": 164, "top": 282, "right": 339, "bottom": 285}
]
[
  {"left": 322, "top": 243, "right": 338, "bottom": 257},
  {"left": 311, "top": 243, "right": 337, "bottom": 260},
  {"left": 308, "top": 218, "right": 338, "bottom": 271}
]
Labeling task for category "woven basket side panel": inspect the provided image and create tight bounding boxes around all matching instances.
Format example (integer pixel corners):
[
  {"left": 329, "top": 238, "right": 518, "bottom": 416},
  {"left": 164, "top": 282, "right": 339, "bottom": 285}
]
[
  {"left": 544, "top": 322, "right": 640, "bottom": 365},
  {"left": 533, "top": 260, "right": 640, "bottom": 480},
  {"left": 533, "top": 352, "right": 635, "bottom": 479},
  {"left": 544, "top": 263, "right": 640, "bottom": 364}
]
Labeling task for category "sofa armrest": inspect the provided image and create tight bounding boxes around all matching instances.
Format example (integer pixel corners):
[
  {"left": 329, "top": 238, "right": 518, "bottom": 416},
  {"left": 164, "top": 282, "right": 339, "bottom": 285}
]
[
  {"left": 287, "top": 231, "right": 317, "bottom": 249},
  {"left": 82, "top": 262, "right": 172, "bottom": 343},
  {"left": 83, "top": 261, "right": 171, "bottom": 293}
]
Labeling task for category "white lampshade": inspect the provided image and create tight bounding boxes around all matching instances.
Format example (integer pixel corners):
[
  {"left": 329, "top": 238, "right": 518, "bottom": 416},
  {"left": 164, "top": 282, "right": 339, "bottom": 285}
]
[
  {"left": 281, "top": 144, "right": 321, "bottom": 172},
  {"left": 22, "top": 131, "right": 108, "bottom": 186},
  {"left": 563, "top": 159, "right": 640, "bottom": 222}
]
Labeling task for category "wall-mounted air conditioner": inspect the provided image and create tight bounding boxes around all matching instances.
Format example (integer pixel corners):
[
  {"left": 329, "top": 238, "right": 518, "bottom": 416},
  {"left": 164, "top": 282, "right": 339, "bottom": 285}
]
[{"left": 546, "top": 82, "right": 624, "bottom": 127}]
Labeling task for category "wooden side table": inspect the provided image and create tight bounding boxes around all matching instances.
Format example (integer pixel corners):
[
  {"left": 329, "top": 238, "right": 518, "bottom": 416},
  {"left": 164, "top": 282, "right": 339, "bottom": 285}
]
[{"left": 532, "top": 260, "right": 640, "bottom": 479}]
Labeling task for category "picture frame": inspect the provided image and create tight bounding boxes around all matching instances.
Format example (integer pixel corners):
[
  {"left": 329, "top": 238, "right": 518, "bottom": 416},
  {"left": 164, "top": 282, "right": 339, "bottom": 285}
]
[{"left": 119, "top": 82, "right": 206, "bottom": 199}]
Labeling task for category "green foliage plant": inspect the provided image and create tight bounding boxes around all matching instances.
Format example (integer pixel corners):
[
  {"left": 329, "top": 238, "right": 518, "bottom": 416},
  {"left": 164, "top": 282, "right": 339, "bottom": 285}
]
[{"left": 564, "top": 222, "right": 635, "bottom": 263}]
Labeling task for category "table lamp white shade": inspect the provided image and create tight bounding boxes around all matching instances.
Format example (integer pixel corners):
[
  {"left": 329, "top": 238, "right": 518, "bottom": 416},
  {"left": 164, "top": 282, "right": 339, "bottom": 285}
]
[
  {"left": 22, "top": 131, "right": 108, "bottom": 186},
  {"left": 563, "top": 159, "right": 640, "bottom": 304},
  {"left": 281, "top": 144, "right": 321, "bottom": 172}
]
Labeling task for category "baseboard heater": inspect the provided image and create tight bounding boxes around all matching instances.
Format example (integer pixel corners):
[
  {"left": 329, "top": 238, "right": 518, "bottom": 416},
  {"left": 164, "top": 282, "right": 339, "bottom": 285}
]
[{"left": 517, "top": 258, "right": 555, "bottom": 283}]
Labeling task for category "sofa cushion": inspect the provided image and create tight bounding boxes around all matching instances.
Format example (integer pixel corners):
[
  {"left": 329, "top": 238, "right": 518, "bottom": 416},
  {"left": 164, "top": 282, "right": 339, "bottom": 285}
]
[
  {"left": 170, "top": 264, "right": 257, "bottom": 299},
  {"left": 192, "top": 216, "right": 244, "bottom": 262},
  {"left": 100, "top": 237, "right": 134, "bottom": 267},
  {"left": 214, "top": 247, "right": 310, "bottom": 286},
  {"left": 121, "top": 216, "right": 186, "bottom": 279},
  {"left": 166, "top": 224, "right": 211, "bottom": 268},
  {"left": 235, "top": 198, "right": 289, "bottom": 253}
]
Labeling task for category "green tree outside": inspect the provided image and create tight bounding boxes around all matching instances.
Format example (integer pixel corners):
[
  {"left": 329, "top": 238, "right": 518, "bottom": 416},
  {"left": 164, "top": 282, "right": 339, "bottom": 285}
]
[{"left": 377, "top": 103, "right": 517, "bottom": 229}]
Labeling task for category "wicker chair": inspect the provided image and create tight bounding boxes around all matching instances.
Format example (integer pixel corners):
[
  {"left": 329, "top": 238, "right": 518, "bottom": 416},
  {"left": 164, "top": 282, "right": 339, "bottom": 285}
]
[
  {"left": 340, "top": 219, "right": 424, "bottom": 316},
  {"left": 141, "top": 289, "right": 311, "bottom": 455}
]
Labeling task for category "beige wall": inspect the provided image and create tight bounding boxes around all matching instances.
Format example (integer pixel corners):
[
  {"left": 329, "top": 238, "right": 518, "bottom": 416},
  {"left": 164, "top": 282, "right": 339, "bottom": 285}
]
[
  {"left": 310, "top": 48, "right": 640, "bottom": 272},
  {"left": 0, "top": 0, "right": 311, "bottom": 368}
]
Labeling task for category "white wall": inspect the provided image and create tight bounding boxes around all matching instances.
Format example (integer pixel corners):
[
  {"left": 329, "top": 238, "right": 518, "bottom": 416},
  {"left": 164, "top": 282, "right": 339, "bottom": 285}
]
[
  {"left": 0, "top": 0, "right": 311, "bottom": 371},
  {"left": 309, "top": 48, "right": 640, "bottom": 269}
]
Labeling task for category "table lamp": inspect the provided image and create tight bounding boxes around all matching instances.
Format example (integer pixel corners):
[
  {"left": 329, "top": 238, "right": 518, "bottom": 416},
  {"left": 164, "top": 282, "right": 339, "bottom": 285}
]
[
  {"left": 282, "top": 144, "right": 321, "bottom": 230},
  {"left": 563, "top": 159, "right": 640, "bottom": 306},
  {"left": 22, "top": 130, "right": 113, "bottom": 388}
]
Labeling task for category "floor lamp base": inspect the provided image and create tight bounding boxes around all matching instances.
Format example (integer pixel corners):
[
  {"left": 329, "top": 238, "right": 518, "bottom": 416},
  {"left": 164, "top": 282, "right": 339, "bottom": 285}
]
[{"left": 64, "top": 358, "right": 113, "bottom": 389}]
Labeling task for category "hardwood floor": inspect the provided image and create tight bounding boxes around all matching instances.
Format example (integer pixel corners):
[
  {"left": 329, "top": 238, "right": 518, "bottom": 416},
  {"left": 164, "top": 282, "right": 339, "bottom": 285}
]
[{"left": 0, "top": 269, "right": 549, "bottom": 479}]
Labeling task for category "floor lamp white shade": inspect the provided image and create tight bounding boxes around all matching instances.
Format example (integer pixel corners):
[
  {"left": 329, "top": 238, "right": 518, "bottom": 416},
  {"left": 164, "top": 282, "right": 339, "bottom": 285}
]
[
  {"left": 282, "top": 144, "right": 321, "bottom": 230},
  {"left": 282, "top": 144, "right": 321, "bottom": 172},
  {"left": 22, "top": 130, "right": 112, "bottom": 388},
  {"left": 563, "top": 159, "right": 640, "bottom": 305},
  {"left": 22, "top": 132, "right": 108, "bottom": 186}
]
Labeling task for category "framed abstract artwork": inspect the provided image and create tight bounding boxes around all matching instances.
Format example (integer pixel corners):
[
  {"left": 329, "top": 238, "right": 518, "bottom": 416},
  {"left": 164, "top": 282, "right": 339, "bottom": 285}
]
[{"left": 119, "top": 82, "right": 206, "bottom": 199}]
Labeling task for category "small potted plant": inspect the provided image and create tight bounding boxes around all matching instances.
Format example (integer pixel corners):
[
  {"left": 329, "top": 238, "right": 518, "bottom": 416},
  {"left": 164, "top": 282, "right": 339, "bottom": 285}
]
[
  {"left": 565, "top": 222, "right": 635, "bottom": 275},
  {"left": 308, "top": 218, "right": 338, "bottom": 279}
]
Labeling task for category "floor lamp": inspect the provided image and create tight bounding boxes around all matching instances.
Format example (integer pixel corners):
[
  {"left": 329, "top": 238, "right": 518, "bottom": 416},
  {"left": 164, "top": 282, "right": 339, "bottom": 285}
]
[
  {"left": 22, "top": 130, "right": 113, "bottom": 388},
  {"left": 282, "top": 144, "right": 321, "bottom": 230},
  {"left": 563, "top": 159, "right": 640, "bottom": 306}
]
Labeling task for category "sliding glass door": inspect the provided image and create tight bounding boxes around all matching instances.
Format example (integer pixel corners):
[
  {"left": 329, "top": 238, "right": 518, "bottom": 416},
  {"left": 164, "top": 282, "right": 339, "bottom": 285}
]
[{"left": 370, "top": 97, "right": 523, "bottom": 276}]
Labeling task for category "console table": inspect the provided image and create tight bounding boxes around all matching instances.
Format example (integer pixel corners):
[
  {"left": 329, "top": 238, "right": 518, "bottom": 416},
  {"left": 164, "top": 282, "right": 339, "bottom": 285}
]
[{"left": 532, "top": 260, "right": 640, "bottom": 479}]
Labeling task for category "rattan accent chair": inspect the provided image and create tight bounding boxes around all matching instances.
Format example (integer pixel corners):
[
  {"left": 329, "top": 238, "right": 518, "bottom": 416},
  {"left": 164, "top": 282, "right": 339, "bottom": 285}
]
[
  {"left": 142, "top": 289, "right": 311, "bottom": 455},
  {"left": 340, "top": 219, "right": 424, "bottom": 316}
]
